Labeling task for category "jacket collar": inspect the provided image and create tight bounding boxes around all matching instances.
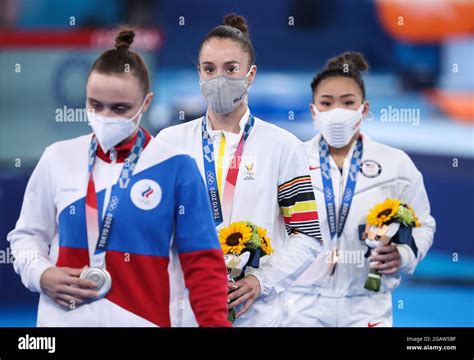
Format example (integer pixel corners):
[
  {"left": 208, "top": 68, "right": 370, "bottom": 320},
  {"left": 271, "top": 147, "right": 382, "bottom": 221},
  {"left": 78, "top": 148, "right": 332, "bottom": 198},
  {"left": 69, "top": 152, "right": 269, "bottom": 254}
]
[
  {"left": 205, "top": 108, "right": 251, "bottom": 147},
  {"left": 95, "top": 127, "right": 152, "bottom": 163}
]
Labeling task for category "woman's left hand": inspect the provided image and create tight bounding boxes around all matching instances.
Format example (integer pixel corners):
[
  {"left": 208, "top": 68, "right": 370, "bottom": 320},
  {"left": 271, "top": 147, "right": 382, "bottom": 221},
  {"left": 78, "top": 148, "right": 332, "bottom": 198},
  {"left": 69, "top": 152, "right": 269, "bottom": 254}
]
[
  {"left": 227, "top": 275, "right": 261, "bottom": 318},
  {"left": 370, "top": 245, "right": 401, "bottom": 275}
]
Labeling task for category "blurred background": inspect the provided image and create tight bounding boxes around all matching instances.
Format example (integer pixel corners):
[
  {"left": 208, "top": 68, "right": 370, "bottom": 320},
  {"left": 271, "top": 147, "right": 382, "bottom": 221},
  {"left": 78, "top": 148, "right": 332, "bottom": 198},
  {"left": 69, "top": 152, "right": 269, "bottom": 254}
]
[{"left": 0, "top": 0, "right": 473, "bottom": 327}]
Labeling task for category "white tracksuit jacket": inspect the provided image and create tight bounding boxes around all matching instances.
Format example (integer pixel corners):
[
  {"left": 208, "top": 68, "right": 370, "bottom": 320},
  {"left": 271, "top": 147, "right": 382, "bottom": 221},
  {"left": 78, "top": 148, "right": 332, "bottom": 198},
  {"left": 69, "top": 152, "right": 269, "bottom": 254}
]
[
  {"left": 154, "top": 108, "right": 324, "bottom": 327},
  {"left": 7, "top": 130, "right": 230, "bottom": 327},
  {"left": 281, "top": 133, "right": 436, "bottom": 327}
]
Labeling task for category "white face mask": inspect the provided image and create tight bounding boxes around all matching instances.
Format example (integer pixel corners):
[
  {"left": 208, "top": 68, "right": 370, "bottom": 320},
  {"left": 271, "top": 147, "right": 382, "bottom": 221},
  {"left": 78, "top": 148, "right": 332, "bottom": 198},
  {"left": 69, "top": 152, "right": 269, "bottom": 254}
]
[
  {"left": 311, "top": 103, "right": 365, "bottom": 148},
  {"left": 200, "top": 66, "right": 253, "bottom": 115},
  {"left": 87, "top": 95, "right": 148, "bottom": 153}
]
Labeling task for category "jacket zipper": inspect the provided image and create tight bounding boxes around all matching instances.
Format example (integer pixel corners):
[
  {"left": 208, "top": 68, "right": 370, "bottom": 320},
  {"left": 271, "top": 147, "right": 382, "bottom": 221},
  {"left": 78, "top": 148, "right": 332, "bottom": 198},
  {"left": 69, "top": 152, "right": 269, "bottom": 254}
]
[{"left": 332, "top": 159, "right": 347, "bottom": 294}]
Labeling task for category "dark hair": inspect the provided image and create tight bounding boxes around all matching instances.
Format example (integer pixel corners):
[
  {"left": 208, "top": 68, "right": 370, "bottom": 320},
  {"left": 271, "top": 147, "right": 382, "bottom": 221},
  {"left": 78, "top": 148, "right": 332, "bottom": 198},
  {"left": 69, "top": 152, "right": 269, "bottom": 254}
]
[
  {"left": 199, "top": 14, "right": 255, "bottom": 67},
  {"left": 89, "top": 28, "right": 150, "bottom": 96},
  {"left": 311, "top": 52, "right": 369, "bottom": 100}
]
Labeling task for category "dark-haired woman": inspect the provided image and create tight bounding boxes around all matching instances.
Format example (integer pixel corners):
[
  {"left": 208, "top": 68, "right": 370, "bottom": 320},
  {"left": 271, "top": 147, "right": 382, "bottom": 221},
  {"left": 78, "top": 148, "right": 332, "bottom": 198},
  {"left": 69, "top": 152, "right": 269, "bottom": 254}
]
[
  {"left": 154, "top": 14, "right": 324, "bottom": 327},
  {"left": 8, "top": 29, "right": 230, "bottom": 327},
  {"left": 282, "top": 52, "right": 435, "bottom": 327}
]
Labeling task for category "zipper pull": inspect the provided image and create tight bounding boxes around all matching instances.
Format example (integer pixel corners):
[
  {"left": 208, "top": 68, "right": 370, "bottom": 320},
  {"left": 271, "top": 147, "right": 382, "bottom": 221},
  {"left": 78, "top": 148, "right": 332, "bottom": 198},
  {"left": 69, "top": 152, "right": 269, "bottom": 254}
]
[{"left": 109, "top": 149, "right": 117, "bottom": 164}]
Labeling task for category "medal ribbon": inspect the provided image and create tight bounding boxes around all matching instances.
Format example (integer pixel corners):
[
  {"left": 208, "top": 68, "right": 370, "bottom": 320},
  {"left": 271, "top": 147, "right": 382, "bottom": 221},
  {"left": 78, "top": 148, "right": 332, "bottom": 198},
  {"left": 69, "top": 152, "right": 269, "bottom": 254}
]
[
  {"left": 319, "top": 137, "right": 363, "bottom": 242},
  {"left": 201, "top": 114, "right": 254, "bottom": 226},
  {"left": 85, "top": 129, "right": 145, "bottom": 268}
]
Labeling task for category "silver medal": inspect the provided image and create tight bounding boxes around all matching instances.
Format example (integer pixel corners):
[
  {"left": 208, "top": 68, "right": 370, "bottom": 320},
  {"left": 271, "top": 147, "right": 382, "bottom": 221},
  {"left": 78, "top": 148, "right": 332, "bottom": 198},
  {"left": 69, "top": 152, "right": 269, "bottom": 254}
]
[{"left": 80, "top": 267, "right": 112, "bottom": 298}]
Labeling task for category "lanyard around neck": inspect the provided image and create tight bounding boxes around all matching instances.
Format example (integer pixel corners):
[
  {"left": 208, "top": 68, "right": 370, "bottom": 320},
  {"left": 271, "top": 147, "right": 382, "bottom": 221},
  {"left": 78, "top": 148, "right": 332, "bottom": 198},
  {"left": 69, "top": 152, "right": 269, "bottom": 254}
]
[
  {"left": 201, "top": 114, "right": 254, "bottom": 226},
  {"left": 319, "top": 137, "right": 363, "bottom": 241},
  {"left": 85, "top": 129, "right": 145, "bottom": 267}
]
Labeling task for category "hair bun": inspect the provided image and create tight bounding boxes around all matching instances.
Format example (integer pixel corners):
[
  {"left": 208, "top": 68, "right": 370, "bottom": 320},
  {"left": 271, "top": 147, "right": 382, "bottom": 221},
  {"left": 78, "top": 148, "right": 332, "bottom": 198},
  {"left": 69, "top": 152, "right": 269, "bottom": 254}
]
[
  {"left": 115, "top": 29, "right": 135, "bottom": 50},
  {"left": 326, "top": 51, "right": 369, "bottom": 72},
  {"left": 223, "top": 14, "right": 249, "bottom": 35}
]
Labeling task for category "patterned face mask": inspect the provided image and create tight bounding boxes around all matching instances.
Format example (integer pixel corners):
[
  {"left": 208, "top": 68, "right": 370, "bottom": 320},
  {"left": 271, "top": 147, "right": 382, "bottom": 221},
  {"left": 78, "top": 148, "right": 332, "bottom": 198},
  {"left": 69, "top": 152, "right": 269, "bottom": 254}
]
[
  {"left": 312, "top": 103, "right": 365, "bottom": 148},
  {"left": 200, "top": 66, "right": 253, "bottom": 115}
]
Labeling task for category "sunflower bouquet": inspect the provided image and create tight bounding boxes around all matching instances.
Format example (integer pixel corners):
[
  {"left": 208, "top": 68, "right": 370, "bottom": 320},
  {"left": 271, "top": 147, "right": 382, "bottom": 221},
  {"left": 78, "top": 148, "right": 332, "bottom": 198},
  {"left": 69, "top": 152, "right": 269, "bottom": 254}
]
[
  {"left": 362, "top": 198, "right": 421, "bottom": 292},
  {"left": 218, "top": 221, "right": 273, "bottom": 322}
]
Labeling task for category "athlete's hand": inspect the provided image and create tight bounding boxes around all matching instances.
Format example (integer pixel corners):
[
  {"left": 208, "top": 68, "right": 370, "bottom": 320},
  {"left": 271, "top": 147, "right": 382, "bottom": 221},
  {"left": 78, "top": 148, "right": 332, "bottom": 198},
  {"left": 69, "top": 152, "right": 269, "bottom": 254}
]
[
  {"left": 227, "top": 275, "right": 261, "bottom": 318},
  {"left": 40, "top": 267, "right": 99, "bottom": 310},
  {"left": 228, "top": 281, "right": 239, "bottom": 292},
  {"left": 370, "top": 245, "right": 401, "bottom": 275}
]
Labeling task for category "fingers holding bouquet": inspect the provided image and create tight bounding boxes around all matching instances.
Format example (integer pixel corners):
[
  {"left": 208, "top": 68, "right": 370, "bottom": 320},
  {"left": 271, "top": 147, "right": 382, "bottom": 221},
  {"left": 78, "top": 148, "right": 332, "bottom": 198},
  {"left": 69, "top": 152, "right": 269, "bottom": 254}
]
[
  {"left": 219, "top": 221, "right": 273, "bottom": 322},
  {"left": 362, "top": 198, "right": 421, "bottom": 291}
]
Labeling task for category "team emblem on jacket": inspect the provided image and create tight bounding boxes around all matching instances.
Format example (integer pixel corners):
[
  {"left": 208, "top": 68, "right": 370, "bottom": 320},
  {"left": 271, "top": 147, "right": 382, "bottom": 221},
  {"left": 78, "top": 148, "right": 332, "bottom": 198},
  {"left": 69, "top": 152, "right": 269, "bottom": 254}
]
[
  {"left": 130, "top": 179, "right": 162, "bottom": 210},
  {"left": 360, "top": 160, "right": 382, "bottom": 178},
  {"left": 243, "top": 162, "right": 255, "bottom": 180}
]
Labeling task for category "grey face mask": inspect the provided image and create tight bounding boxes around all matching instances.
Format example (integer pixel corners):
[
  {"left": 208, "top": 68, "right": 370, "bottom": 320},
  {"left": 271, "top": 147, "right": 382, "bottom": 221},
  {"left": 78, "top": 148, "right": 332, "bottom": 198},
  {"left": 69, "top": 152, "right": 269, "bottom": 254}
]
[{"left": 200, "top": 68, "right": 252, "bottom": 114}]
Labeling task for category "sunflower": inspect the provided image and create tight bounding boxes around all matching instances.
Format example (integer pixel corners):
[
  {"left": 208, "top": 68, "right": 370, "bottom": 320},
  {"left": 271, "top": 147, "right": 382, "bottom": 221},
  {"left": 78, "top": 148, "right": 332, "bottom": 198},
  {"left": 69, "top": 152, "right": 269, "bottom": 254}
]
[
  {"left": 366, "top": 198, "right": 401, "bottom": 227},
  {"left": 257, "top": 227, "right": 274, "bottom": 255},
  {"left": 407, "top": 205, "right": 422, "bottom": 227},
  {"left": 219, "top": 222, "right": 252, "bottom": 254}
]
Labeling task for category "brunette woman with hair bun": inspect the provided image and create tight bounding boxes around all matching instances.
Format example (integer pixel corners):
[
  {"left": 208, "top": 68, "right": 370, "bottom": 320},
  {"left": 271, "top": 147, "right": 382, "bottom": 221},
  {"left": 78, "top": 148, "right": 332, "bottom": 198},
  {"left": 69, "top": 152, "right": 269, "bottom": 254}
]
[
  {"left": 155, "top": 14, "right": 324, "bottom": 327},
  {"left": 8, "top": 28, "right": 230, "bottom": 327},
  {"left": 280, "top": 52, "right": 435, "bottom": 327}
]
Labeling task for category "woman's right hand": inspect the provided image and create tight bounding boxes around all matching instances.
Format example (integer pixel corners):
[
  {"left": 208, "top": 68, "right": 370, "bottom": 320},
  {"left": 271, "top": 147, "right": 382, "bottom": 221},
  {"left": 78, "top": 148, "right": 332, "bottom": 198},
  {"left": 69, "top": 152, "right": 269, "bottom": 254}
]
[{"left": 40, "top": 267, "right": 99, "bottom": 310}]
